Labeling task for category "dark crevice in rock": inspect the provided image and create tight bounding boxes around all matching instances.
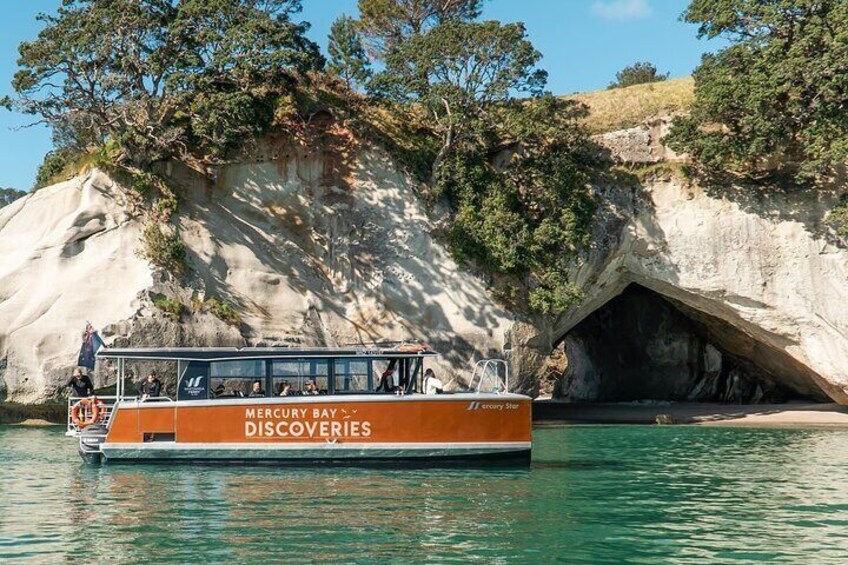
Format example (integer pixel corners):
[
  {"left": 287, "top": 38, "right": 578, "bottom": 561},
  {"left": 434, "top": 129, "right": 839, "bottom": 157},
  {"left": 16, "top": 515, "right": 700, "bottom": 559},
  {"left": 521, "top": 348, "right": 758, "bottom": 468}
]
[{"left": 552, "top": 284, "right": 828, "bottom": 403}]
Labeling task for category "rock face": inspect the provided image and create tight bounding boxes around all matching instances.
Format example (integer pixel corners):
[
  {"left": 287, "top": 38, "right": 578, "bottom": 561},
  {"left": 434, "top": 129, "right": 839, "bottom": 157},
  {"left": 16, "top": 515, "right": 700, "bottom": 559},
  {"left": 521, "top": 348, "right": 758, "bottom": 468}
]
[
  {"left": 592, "top": 116, "right": 683, "bottom": 164},
  {"left": 511, "top": 170, "right": 848, "bottom": 404},
  {"left": 2, "top": 123, "right": 848, "bottom": 405},
  {"left": 0, "top": 142, "right": 513, "bottom": 402},
  {"left": 0, "top": 176, "right": 151, "bottom": 401}
]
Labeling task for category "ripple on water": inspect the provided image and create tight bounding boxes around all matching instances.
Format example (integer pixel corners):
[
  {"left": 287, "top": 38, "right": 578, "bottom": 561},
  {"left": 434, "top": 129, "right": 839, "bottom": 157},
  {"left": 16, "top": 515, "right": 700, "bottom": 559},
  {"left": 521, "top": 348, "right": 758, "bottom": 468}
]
[{"left": 2, "top": 425, "right": 848, "bottom": 563}]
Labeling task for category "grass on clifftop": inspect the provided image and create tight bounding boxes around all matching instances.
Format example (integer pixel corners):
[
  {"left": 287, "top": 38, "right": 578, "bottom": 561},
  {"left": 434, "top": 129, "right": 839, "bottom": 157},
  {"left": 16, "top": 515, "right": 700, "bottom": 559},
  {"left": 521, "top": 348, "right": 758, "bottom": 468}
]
[{"left": 571, "top": 76, "right": 694, "bottom": 134}]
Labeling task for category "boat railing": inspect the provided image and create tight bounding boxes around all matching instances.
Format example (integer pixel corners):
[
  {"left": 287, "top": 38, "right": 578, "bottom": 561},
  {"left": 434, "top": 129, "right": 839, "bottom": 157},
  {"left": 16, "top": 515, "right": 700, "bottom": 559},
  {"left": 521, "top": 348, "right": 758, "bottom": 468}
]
[
  {"left": 468, "top": 359, "right": 509, "bottom": 394},
  {"left": 65, "top": 395, "right": 120, "bottom": 437}
]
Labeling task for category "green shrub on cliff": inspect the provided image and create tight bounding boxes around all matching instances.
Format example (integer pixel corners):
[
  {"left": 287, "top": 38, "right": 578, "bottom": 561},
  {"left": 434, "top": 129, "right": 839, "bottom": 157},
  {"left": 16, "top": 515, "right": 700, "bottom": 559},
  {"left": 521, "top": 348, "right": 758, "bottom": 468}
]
[
  {"left": 205, "top": 298, "right": 242, "bottom": 327},
  {"left": 153, "top": 297, "right": 184, "bottom": 321},
  {"left": 829, "top": 194, "right": 848, "bottom": 239},
  {"left": 441, "top": 117, "right": 595, "bottom": 313},
  {"left": 140, "top": 223, "right": 186, "bottom": 275},
  {"left": 667, "top": 1, "right": 848, "bottom": 180},
  {"left": 33, "top": 148, "right": 78, "bottom": 189}
]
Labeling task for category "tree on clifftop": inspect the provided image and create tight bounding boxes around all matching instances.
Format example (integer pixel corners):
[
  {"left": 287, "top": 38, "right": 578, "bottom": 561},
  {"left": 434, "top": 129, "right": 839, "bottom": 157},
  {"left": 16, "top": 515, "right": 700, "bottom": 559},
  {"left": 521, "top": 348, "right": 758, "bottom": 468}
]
[
  {"left": 328, "top": 15, "right": 372, "bottom": 90},
  {"left": 2, "top": 0, "right": 323, "bottom": 169},
  {"left": 356, "top": 0, "right": 485, "bottom": 57},
  {"left": 608, "top": 61, "right": 669, "bottom": 89},
  {"left": 667, "top": 0, "right": 848, "bottom": 180},
  {"left": 370, "top": 20, "right": 547, "bottom": 175}
]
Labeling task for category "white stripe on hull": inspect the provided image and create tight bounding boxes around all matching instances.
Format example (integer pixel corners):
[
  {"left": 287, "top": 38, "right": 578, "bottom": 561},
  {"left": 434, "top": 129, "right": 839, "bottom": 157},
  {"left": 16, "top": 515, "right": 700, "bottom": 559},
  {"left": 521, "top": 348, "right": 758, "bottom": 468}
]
[{"left": 100, "top": 441, "right": 531, "bottom": 461}]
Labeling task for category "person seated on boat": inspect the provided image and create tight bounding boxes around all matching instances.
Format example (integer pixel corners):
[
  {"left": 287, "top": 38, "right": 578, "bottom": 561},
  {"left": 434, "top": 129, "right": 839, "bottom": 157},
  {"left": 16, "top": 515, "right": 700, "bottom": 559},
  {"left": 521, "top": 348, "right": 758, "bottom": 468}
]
[
  {"left": 65, "top": 367, "right": 95, "bottom": 398},
  {"left": 249, "top": 380, "right": 265, "bottom": 398},
  {"left": 424, "top": 368, "right": 444, "bottom": 395},
  {"left": 303, "top": 380, "right": 319, "bottom": 395},
  {"left": 212, "top": 383, "right": 226, "bottom": 398},
  {"left": 137, "top": 371, "right": 162, "bottom": 400},
  {"left": 375, "top": 369, "right": 396, "bottom": 393},
  {"left": 278, "top": 381, "right": 292, "bottom": 397}
]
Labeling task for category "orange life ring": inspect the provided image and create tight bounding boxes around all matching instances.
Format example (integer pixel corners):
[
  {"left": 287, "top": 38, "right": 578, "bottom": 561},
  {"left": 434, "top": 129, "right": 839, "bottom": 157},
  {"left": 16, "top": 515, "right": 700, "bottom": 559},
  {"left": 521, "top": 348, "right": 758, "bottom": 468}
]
[{"left": 71, "top": 397, "right": 104, "bottom": 428}]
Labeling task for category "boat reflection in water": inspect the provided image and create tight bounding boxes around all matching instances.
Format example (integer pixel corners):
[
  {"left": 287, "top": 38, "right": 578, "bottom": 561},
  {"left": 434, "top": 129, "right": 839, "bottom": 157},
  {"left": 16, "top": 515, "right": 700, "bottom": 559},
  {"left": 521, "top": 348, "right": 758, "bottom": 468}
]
[{"left": 67, "top": 345, "right": 531, "bottom": 465}]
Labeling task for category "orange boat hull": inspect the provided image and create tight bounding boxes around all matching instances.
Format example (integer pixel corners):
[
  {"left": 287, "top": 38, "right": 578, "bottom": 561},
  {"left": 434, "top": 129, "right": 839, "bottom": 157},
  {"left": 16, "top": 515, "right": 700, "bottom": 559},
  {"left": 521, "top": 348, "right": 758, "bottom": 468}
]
[{"left": 98, "top": 394, "right": 532, "bottom": 464}]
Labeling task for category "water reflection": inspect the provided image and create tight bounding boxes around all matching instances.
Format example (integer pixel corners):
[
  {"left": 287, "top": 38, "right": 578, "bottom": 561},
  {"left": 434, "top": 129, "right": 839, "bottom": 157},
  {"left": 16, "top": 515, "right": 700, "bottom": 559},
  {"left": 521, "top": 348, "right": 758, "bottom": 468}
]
[{"left": 2, "top": 426, "right": 848, "bottom": 563}]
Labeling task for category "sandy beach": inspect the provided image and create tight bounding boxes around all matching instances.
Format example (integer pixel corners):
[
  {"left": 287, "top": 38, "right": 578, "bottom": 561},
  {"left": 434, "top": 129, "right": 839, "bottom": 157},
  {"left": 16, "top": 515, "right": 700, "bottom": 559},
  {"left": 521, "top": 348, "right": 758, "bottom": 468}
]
[{"left": 533, "top": 401, "right": 848, "bottom": 427}]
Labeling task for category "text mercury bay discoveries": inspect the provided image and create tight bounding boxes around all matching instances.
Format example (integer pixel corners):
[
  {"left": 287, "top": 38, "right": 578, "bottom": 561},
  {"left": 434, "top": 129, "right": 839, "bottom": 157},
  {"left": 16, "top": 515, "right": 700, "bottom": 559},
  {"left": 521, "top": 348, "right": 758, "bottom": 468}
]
[{"left": 243, "top": 407, "right": 372, "bottom": 439}]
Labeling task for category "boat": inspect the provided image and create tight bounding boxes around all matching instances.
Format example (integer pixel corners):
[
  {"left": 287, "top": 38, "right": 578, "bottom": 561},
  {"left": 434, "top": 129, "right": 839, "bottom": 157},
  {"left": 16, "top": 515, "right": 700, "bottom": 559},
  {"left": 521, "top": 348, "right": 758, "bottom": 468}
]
[{"left": 67, "top": 346, "right": 532, "bottom": 465}]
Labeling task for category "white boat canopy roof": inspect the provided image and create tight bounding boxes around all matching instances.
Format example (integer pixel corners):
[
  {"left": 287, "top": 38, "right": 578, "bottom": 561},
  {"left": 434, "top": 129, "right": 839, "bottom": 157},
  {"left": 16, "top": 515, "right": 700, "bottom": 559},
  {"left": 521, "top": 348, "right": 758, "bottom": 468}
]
[{"left": 96, "top": 346, "right": 438, "bottom": 362}]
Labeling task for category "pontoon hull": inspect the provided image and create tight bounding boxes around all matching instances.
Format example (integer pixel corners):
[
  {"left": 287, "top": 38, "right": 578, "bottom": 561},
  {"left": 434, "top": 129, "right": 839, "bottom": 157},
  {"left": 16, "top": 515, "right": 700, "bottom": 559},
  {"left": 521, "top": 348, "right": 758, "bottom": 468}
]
[{"left": 98, "top": 443, "right": 531, "bottom": 465}]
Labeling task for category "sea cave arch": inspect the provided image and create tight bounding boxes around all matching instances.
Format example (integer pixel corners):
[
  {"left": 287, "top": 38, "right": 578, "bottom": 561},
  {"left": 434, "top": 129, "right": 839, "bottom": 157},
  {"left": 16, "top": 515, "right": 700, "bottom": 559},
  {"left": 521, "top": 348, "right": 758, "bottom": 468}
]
[{"left": 545, "top": 283, "right": 830, "bottom": 404}]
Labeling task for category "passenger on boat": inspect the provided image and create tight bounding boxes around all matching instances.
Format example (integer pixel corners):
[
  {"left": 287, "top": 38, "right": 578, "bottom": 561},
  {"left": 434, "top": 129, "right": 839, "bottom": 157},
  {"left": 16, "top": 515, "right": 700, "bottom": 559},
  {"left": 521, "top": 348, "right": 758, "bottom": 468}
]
[
  {"left": 137, "top": 372, "right": 162, "bottom": 400},
  {"left": 304, "top": 380, "right": 319, "bottom": 395},
  {"left": 279, "top": 381, "right": 292, "bottom": 396},
  {"left": 65, "top": 368, "right": 95, "bottom": 398},
  {"left": 375, "top": 369, "right": 395, "bottom": 393},
  {"left": 424, "top": 369, "right": 444, "bottom": 395},
  {"left": 249, "top": 380, "right": 265, "bottom": 398}
]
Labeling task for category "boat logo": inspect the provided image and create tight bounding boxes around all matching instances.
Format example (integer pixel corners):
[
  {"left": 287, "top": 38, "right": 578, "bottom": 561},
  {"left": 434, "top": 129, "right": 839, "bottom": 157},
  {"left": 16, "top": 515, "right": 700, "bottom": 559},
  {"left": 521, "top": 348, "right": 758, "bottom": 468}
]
[
  {"left": 182, "top": 376, "right": 207, "bottom": 398},
  {"left": 466, "top": 401, "right": 519, "bottom": 411},
  {"left": 185, "top": 377, "right": 203, "bottom": 388}
]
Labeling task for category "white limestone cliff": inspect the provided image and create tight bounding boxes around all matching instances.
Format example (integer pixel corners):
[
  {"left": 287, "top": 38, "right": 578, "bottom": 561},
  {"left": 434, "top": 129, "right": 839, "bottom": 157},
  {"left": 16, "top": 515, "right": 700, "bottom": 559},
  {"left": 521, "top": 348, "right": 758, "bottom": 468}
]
[
  {"left": 0, "top": 141, "right": 513, "bottom": 402},
  {"left": 510, "top": 124, "right": 848, "bottom": 403},
  {"left": 2, "top": 125, "right": 848, "bottom": 404}
]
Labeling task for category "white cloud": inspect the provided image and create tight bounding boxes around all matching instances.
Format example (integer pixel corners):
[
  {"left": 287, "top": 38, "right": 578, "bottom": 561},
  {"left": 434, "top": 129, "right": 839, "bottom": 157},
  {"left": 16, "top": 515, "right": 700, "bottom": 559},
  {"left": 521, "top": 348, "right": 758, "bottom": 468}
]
[{"left": 591, "top": 0, "right": 651, "bottom": 20}]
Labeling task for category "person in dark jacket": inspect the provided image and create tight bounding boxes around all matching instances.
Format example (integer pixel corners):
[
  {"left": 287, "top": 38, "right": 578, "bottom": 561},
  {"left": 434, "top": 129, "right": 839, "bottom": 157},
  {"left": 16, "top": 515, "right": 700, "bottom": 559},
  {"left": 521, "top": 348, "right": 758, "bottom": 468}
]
[
  {"left": 66, "top": 368, "right": 95, "bottom": 397},
  {"left": 375, "top": 369, "right": 395, "bottom": 393},
  {"left": 248, "top": 380, "right": 265, "bottom": 398},
  {"left": 137, "top": 371, "right": 162, "bottom": 400}
]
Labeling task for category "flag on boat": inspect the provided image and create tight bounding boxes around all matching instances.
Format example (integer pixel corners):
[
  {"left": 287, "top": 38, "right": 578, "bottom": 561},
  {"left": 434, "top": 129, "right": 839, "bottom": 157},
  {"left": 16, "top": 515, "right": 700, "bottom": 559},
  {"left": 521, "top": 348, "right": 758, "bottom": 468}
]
[{"left": 77, "top": 322, "right": 106, "bottom": 370}]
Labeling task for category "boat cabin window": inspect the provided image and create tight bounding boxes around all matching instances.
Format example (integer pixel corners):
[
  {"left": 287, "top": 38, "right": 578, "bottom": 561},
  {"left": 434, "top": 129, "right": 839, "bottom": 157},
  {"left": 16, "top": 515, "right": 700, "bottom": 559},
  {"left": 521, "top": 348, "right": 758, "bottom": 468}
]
[
  {"left": 198, "top": 355, "right": 426, "bottom": 398},
  {"left": 272, "top": 359, "right": 329, "bottom": 395},
  {"left": 334, "top": 359, "right": 369, "bottom": 393},
  {"left": 210, "top": 360, "right": 266, "bottom": 398}
]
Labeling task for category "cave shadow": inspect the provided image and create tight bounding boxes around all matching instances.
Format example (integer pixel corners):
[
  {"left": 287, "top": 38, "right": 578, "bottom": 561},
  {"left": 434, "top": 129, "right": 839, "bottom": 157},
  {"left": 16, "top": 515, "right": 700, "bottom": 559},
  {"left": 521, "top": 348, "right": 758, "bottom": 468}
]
[{"left": 547, "top": 283, "right": 830, "bottom": 408}]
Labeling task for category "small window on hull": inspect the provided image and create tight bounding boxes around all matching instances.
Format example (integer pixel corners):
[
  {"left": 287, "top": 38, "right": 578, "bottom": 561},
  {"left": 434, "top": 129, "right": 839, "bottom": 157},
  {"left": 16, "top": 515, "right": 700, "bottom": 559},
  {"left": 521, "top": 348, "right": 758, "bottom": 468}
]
[{"left": 143, "top": 433, "right": 176, "bottom": 442}]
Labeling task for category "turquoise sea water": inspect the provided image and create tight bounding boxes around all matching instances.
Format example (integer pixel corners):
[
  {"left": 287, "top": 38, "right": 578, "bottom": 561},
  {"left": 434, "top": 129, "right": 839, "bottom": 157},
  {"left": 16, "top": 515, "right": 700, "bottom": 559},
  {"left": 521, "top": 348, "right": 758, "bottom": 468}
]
[{"left": 2, "top": 425, "right": 848, "bottom": 564}]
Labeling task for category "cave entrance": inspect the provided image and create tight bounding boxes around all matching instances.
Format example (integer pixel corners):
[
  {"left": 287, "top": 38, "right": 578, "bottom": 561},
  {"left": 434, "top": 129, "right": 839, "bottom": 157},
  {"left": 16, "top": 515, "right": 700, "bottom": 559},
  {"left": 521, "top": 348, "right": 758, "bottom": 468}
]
[{"left": 547, "top": 284, "right": 828, "bottom": 404}]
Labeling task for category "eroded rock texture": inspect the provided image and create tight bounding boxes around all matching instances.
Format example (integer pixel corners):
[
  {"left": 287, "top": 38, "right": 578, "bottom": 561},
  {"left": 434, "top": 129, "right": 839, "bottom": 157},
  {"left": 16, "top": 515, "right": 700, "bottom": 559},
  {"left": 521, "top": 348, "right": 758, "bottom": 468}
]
[{"left": 0, "top": 141, "right": 512, "bottom": 402}]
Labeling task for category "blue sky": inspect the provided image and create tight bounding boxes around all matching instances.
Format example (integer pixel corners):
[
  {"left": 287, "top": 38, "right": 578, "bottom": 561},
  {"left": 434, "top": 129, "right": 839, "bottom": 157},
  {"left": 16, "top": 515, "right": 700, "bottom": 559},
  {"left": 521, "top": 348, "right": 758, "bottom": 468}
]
[{"left": 0, "top": 0, "right": 718, "bottom": 190}]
